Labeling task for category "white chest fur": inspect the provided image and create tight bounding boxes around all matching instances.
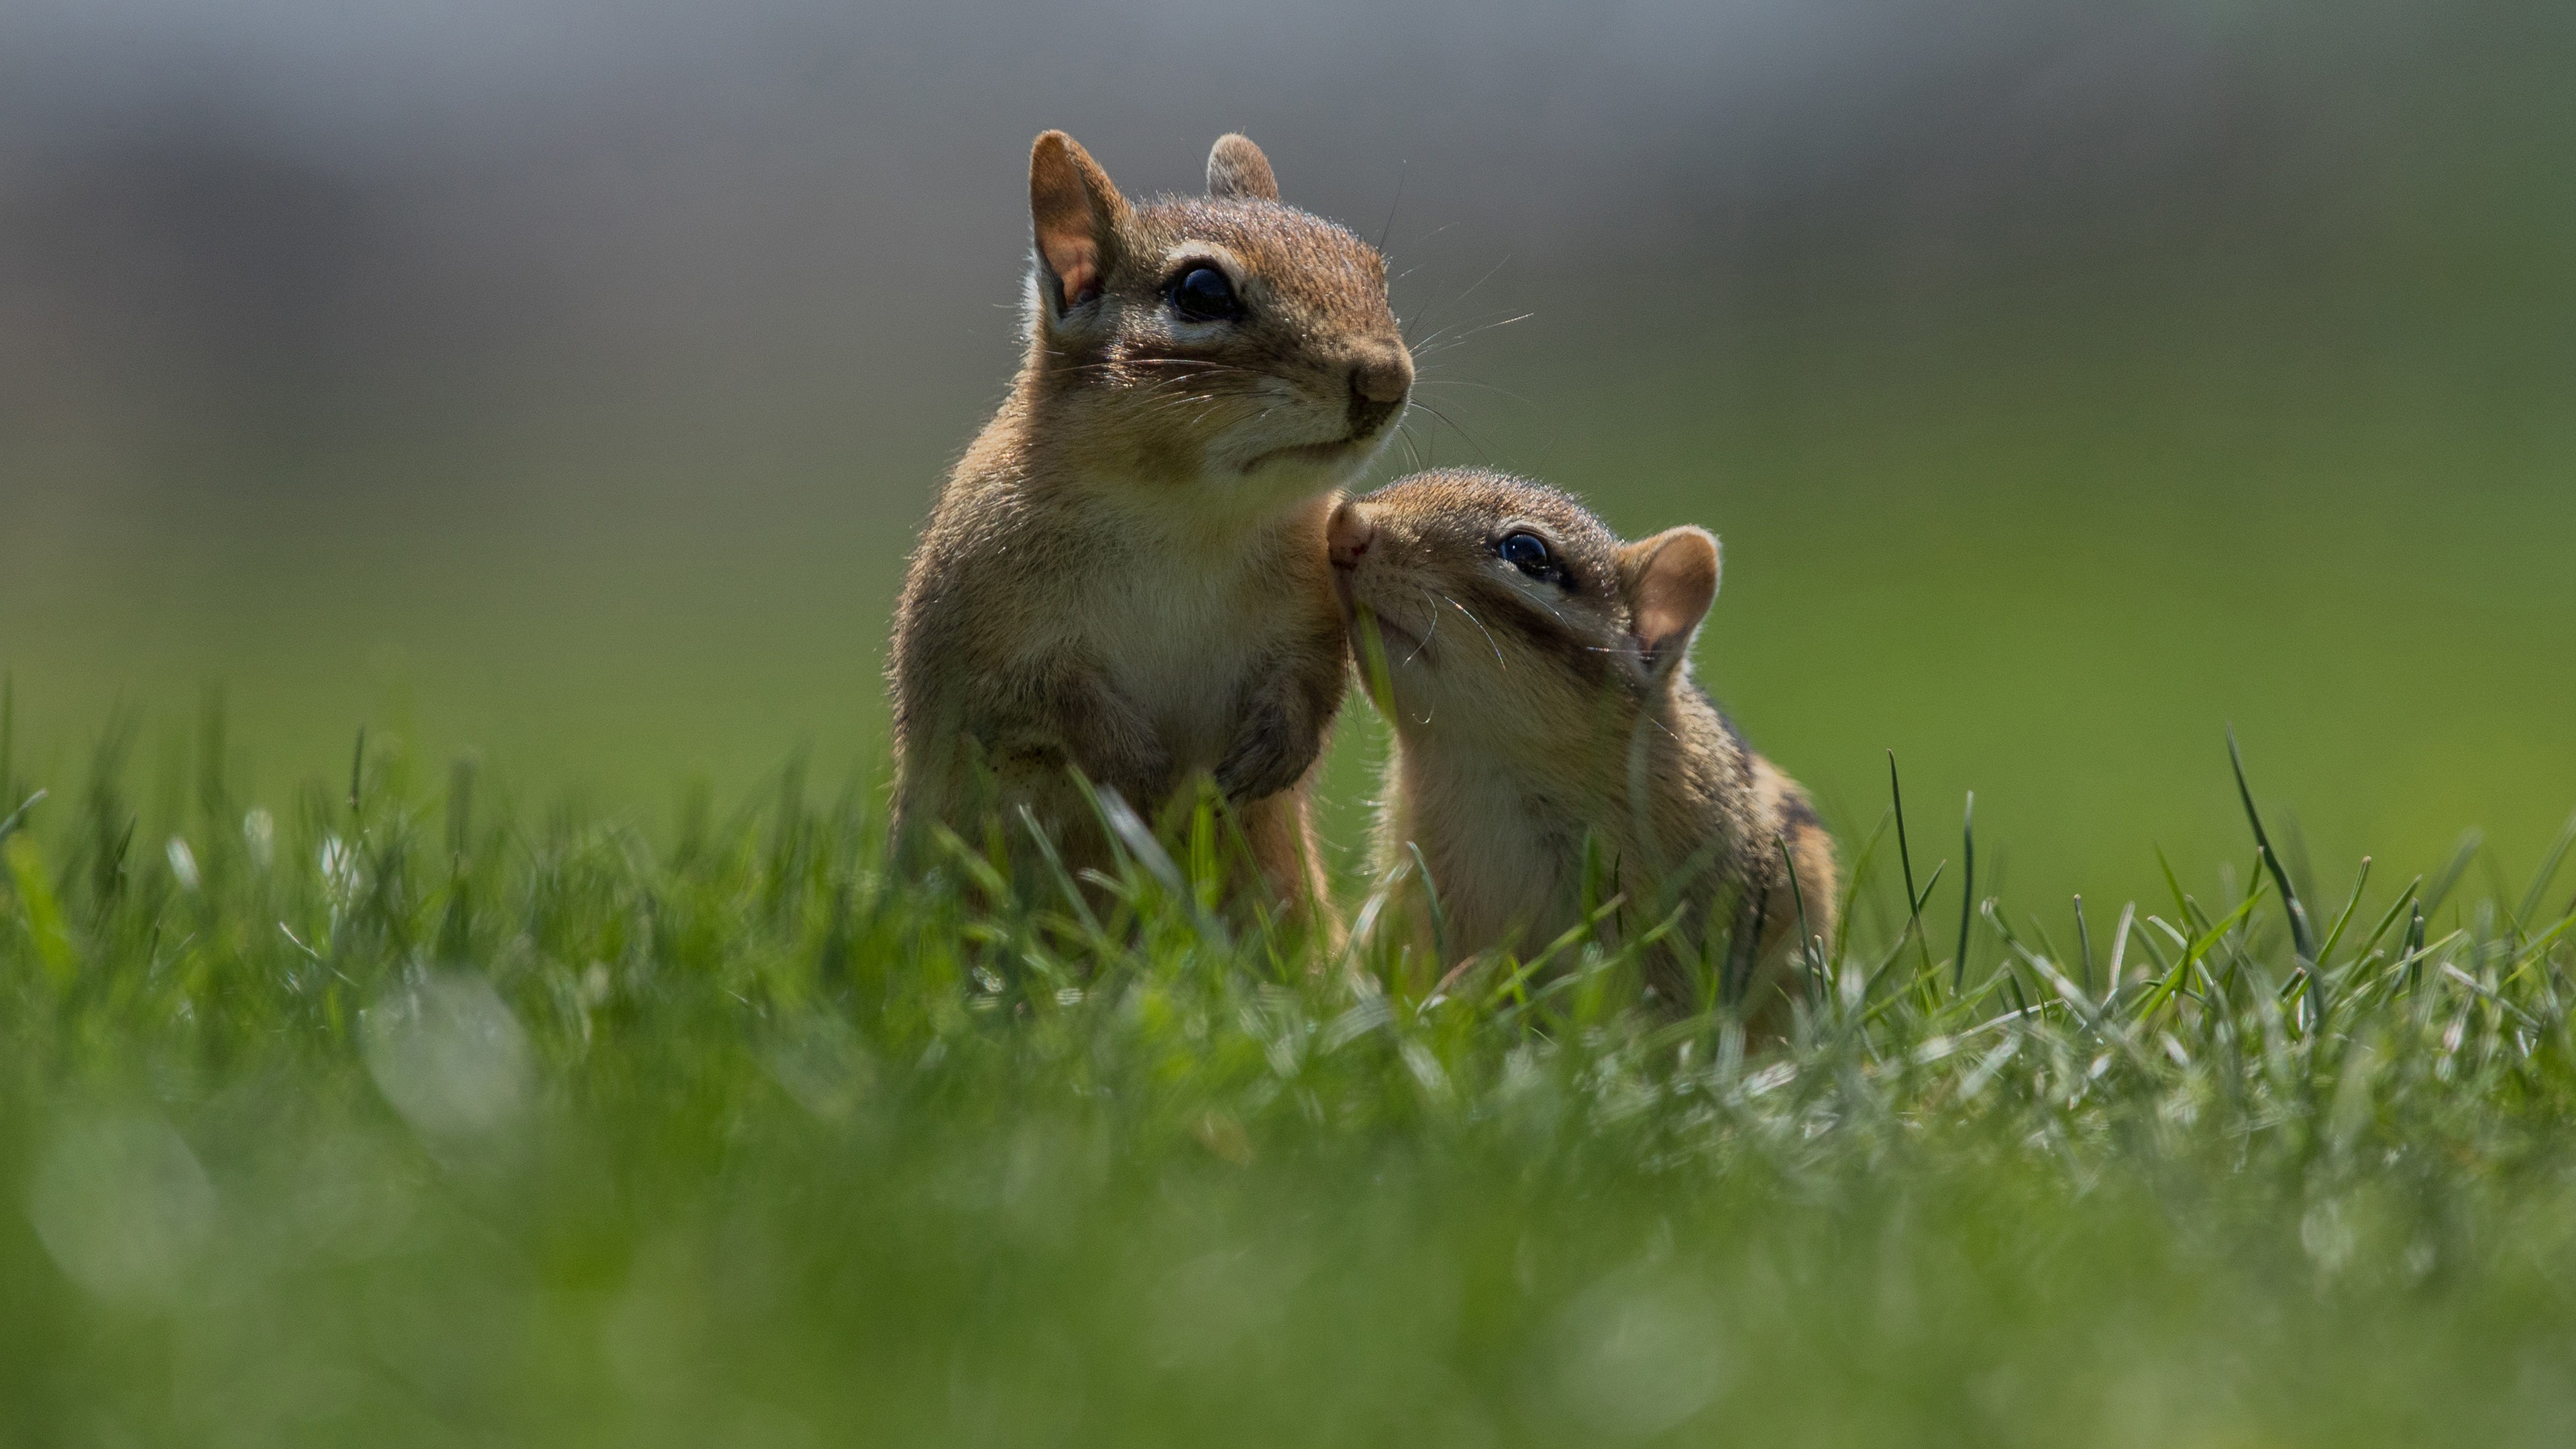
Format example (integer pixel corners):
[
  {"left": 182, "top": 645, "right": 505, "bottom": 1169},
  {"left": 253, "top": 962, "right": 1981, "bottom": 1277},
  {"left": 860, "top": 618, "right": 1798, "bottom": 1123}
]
[
  {"left": 1093, "top": 551, "right": 1270, "bottom": 768},
  {"left": 1396, "top": 748, "right": 1585, "bottom": 957},
  {"left": 1066, "top": 484, "right": 1322, "bottom": 770}
]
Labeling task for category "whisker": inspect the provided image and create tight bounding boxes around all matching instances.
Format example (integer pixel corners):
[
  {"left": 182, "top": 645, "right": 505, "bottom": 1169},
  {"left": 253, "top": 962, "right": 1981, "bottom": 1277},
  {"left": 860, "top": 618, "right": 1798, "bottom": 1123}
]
[
  {"left": 1438, "top": 590, "right": 1507, "bottom": 669},
  {"left": 1412, "top": 378, "right": 1537, "bottom": 408},
  {"left": 1375, "top": 161, "right": 1405, "bottom": 253},
  {"left": 1397, "top": 584, "right": 1440, "bottom": 667},
  {"left": 1405, "top": 399, "right": 1491, "bottom": 461},
  {"left": 1408, "top": 313, "right": 1536, "bottom": 360},
  {"left": 1407, "top": 308, "right": 1521, "bottom": 354},
  {"left": 1403, "top": 252, "right": 1512, "bottom": 351},
  {"left": 1518, "top": 589, "right": 1582, "bottom": 633},
  {"left": 1393, "top": 423, "right": 1424, "bottom": 473}
]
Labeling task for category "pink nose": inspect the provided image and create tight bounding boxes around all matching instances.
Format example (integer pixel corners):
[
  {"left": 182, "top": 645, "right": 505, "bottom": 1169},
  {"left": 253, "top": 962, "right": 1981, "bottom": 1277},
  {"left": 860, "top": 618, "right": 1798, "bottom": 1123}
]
[{"left": 1326, "top": 500, "right": 1376, "bottom": 567}]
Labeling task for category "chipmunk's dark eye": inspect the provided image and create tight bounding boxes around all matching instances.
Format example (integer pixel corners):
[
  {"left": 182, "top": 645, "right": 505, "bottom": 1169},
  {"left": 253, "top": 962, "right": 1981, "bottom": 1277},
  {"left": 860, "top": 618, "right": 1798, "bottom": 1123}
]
[
  {"left": 1497, "top": 531, "right": 1560, "bottom": 583},
  {"left": 1168, "top": 265, "right": 1241, "bottom": 323}
]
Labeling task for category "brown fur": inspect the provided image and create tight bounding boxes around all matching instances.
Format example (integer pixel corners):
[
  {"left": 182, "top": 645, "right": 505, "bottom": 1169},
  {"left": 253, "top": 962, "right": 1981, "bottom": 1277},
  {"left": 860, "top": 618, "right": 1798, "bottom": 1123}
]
[
  {"left": 890, "top": 131, "right": 1411, "bottom": 928},
  {"left": 1330, "top": 469, "right": 1837, "bottom": 1026}
]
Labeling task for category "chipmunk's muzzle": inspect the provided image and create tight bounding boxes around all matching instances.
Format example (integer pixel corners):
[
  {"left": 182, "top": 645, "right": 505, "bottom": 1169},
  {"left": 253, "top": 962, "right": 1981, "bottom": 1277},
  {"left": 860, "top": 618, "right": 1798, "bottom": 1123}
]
[
  {"left": 1346, "top": 343, "right": 1413, "bottom": 439},
  {"left": 1326, "top": 498, "right": 1377, "bottom": 569},
  {"left": 1327, "top": 501, "right": 1431, "bottom": 666},
  {"left": 1233, "top": 341, "right": 1409, "bottom": 477},
  {"left": 1326, "top": 499, "right": 1373, "bottom": 621}
]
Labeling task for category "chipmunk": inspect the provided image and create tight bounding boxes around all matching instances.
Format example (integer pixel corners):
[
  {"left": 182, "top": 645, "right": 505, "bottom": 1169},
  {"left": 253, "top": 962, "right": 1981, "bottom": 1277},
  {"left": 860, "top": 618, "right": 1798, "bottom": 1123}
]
[
  {"left": 890, "top": 131, "right": 1412, "bottom": 922},
  {"left": 1328, "top": 468, "right": 1837, "bottom": 1018}
]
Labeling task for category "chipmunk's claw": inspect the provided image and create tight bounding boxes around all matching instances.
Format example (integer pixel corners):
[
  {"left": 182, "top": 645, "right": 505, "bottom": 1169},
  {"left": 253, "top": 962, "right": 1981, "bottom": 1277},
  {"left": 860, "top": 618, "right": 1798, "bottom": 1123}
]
[{"left": 1214, "top": 701, "right": 1318, "bottom": 804}]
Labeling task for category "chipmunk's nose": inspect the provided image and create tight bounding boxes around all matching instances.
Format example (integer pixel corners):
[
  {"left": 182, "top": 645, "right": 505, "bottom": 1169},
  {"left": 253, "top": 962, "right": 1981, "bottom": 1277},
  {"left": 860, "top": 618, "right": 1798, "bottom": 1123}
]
[
  {"left": 1346, "top": 343, "right": 1413, "bottom": 435},
  {"left": 1326, "top": 499, "right": 1376, "bottom": 568},
  {"left": 1350, "top": 344, "right": 1413, "bottom": 404}
]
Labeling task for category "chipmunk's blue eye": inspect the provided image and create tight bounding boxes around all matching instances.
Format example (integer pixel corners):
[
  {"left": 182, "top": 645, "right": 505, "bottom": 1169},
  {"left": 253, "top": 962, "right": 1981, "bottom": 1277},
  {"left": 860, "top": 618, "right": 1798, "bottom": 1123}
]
[
  {"left": 1497, "top": 531, "right": 1559, "bottom": 582},
  {"left": 1169, "top": 265, "right": 1240, "bottom": 323}
]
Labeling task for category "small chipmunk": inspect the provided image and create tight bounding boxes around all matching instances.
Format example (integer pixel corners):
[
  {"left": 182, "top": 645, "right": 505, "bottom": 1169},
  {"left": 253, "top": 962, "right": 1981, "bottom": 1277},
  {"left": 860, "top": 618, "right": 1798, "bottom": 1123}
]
[
  {"left": 891, "top": 131, "right": 1412, "bottom": 921},
  {"left": 1328, "top": 468, "right": 1837, "bottom": 1018}
]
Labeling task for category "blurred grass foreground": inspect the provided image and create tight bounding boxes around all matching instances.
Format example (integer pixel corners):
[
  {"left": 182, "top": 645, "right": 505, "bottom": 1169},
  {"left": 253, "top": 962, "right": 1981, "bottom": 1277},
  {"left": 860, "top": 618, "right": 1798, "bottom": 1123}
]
[{"left": 4, "top": 720, "right": 2576, "bottom": 1444}]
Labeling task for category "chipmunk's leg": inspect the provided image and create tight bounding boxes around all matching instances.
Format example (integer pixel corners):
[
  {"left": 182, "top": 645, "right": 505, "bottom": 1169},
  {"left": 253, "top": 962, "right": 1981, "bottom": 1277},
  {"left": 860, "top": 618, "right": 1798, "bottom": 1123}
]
[
  {"left": 1739, "top": 770, "right": 1839, "bottom": 1038},
  {"left": 1214, "top": 636, "right": 1349, "bottom": 941},
  {"left": 1761, "top": 775, "right": 1839, "bottom": 966},
  {"left": 1783, "top": 807, "right": 1840, "bottom": 959},
  {"left": 1234, "top": 790, "right": 1342, "bottom": 947},
  {"left": 1214, "top": 637, "right": 1348, "bottom": 806},
  {"left": 976, "top": 659, "right": 1174, "bottom": 820},
  {"left": 1214, "top": 695, "right": 1320, "bottom": 806}
]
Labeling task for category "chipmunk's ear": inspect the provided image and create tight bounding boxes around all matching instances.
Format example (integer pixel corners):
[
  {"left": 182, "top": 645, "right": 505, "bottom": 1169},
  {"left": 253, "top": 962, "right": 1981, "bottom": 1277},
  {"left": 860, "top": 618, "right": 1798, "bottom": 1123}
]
[
  {"left": 1619, "top": 527, "right": 1721, "bottom": 676},
  {"left": 1205, "top": 133, "right": 1279, "bottom": 202},
  {"left": 1030, "top": 131, "right": 1130, "bottom": 314}
]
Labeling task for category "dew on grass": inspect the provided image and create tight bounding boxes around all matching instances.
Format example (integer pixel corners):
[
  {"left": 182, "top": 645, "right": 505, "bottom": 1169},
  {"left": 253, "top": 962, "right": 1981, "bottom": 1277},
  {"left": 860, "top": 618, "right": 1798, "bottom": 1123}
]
[
  {"left": 363, "top": 973, "right": 531, "bottom": 1140},
  {"left": 319, "top": 836, "right": 362, "bottom": 910},
  {"left": 241, "top": 808, "right": 275, "bottom": 870},
  {"left": 2301, "top": 1199, "right": 2358, "bottom": 1275},
  {"left": 165, "top": 835, "right": 199, "bottom": 891},
  {"left": 27, "top": 1114, "right": 217, "bottom": 1308}
]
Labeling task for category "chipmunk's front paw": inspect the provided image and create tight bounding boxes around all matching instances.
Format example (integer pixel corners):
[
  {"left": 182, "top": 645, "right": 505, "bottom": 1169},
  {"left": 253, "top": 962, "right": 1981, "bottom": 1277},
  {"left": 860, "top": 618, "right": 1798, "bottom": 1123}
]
[{"left": 1214, "top": 702, "right": 1318, "bottom": 804}]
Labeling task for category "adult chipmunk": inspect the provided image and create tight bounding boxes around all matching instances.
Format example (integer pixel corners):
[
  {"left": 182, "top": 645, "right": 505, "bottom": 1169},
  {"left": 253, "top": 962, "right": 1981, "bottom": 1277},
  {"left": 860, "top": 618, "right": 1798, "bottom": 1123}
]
[
  {"left": 890, "top": 131, "right": 1411, "bottom": 920},
  {"left": 1329, "top": 469, "right": 1837, "bottom": 1019}
]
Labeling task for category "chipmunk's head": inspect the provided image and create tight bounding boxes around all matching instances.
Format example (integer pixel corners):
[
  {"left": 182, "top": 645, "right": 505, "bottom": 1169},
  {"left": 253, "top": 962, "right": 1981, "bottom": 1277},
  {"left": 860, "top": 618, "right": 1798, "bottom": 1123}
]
[
  {"left": 1327, "top": 469, "right": 1719, "bottom": 746},
  {"left": 1024, "top": 131, "right": 1412, "bottom": 502}
]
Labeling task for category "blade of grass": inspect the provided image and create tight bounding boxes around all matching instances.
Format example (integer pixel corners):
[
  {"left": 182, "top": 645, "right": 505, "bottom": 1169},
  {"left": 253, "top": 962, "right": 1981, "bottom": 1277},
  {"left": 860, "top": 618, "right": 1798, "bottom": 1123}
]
[
  {"left": 2315, "top": 856, "right": 2373, "bottom": 966},
  {"left": 1831, "top": 808, "right": 1890, "bottom": 967},
  {"left": 2423, "top": 830, "right": 2482, "bottom": 920},
  {"left": 349, "top": 724, "right": 367, "bottom": 820},
  {"left": 2, "top": 835, "right": 77, "bottom": 991},
  {"left": 2228, "top": 728, "right": 2314, "bottom": 961},
  {"left": 1404, "top": 841, "right": 1449, "bottom": 964},
  {"left": 2134, "top": 879, "right": 2267, "bottom": 1019},
  {"left": 1779, "top": 834, "right": 1819, "bottom": 978},
  {"left": 2074, "top": 894, "right": 2094, "bottom": 994},
  {"left": 1889, "top": 752, "right": 1933, "bottom": 978},
  {"left": 2350, "top": 876, "right": 2423, "bottom": 966},
  {"left": 2155, "top": 847, "right": 2194, "bottom": 934},
  {"left": 1018, "top": 805, "right": 1108, "bottom": 945},
  {"left": 1484, "top": 894, "right": 1629, "bottom": 1014},
  {"left": 2514, "top": 809, "right": 2576, "bottom": 939},
  {"left": 0, "top": 788, "right": 45, "bottom": 847},
  {"left": 1354, "top": 605, "right": 1399, "bottom": 717},
  {"left": 1953, "top": 792, "right": 1976, "bottom": 989}
]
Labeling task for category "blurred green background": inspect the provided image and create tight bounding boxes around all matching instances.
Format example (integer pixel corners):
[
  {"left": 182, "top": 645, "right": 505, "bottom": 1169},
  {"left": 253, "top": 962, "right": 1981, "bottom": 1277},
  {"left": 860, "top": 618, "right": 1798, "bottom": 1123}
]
[{"left": 4, "top": 0, "right": 2571, "bottom": 914}]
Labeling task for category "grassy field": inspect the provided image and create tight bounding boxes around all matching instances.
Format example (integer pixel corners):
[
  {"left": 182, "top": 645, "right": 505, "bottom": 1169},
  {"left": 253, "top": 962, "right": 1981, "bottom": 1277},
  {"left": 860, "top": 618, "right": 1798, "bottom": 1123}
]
[
  {"left": 11, "top": 310, "right": 2573, "bottom": 922},
  {"left": 8, "top": 7, "right": 2574, "bottom": 1439},
  {"left": 5, "top": 708, "right": 2576, "bottom": 1446}
]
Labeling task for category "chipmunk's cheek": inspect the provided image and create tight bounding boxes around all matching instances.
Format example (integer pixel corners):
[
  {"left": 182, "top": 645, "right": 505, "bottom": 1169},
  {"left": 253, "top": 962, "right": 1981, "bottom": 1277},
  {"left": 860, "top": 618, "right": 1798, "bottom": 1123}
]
[{"left": 1124, "top": 425, "right": 1202, "bottom": 485}]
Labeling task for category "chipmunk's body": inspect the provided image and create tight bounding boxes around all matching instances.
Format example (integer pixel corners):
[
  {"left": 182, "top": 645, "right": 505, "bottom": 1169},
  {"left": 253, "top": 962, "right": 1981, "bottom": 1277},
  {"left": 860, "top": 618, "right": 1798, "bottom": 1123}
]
[
  {"left": 1330, "top": 470, "right": 1835, "bottom": 1020},
  {"left": 892, "top": 133, "right": 1410, "bottom": 922}
]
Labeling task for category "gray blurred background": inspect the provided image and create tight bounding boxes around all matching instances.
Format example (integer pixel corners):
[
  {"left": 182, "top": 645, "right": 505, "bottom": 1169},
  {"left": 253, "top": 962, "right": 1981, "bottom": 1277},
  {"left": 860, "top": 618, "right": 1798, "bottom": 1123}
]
[{"left": 5, "top": 0, "right": 2571, "bottom": 912}]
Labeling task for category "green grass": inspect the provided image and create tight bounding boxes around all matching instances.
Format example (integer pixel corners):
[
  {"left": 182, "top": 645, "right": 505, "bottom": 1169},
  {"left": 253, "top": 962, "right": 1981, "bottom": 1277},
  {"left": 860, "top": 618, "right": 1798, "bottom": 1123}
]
[
  {"left": 13, "top": 309, "right": 2576, "bottom": 922},
  {"left": 3, "top": 712, "right": 2576, "bottom": 1447}
]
